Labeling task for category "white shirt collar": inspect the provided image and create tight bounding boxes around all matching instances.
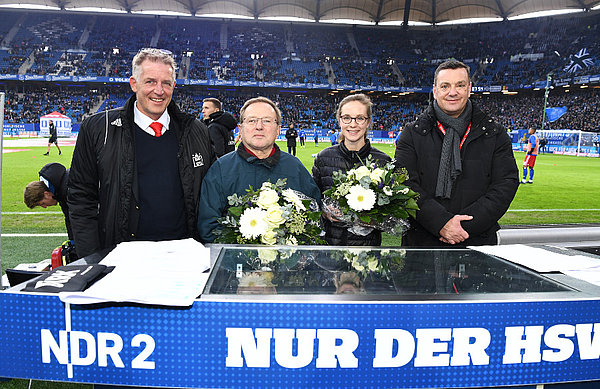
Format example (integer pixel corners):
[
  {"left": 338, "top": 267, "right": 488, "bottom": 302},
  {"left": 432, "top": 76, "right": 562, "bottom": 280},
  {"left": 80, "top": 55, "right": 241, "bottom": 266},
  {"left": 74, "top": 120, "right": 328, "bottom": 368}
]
[{"left": 133, "top": 102, "right": 170, "bottom": 136}]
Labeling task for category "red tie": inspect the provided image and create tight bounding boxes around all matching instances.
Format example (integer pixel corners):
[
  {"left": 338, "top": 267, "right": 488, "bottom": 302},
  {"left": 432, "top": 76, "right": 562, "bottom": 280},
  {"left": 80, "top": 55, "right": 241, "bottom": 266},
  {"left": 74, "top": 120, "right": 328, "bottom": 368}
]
[{"left": 149, "top": 122, "right": 163, "bottom": 137}]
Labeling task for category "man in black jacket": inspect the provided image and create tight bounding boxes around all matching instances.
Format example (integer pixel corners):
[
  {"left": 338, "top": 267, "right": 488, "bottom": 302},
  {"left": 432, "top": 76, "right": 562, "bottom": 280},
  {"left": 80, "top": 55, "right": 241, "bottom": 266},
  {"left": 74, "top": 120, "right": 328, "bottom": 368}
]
[
  {"left": 395, "top": 60, "right": 519, "bottom": 247},
  {"left": 68, "top": 48, "right": 216, "bottom": 258},
  {"left": 43, "top": 120, "right": 62, "bottom": 156},
  {"left": 202, "top": 98, "right": 237, "bottom": 157},
  {"left": 24, "top": 162, "right": 73, "bottom": 239}
]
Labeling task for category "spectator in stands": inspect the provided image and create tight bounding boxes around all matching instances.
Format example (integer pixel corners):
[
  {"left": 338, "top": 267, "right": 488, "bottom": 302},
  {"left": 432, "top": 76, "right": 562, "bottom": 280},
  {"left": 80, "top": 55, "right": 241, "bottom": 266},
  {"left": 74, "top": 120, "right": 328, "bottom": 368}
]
[
  {"left": 285, "top": 122, "right": 298, "bottom": 156},
  {"left": 522, "top": 127, "right": 539, "bottom": 184},
  {"left": 68, "top": 48, "right": 216, "bottom": 258},
  {"left": 395, "top": 60, "right": 519, "bottom": 247},
  {"left": 202, "top": 97, "right": 237, "bottom": 158},
  {"left": 24, "top": 162, "right": 73, "bottom": 240},
  {"left": 197, "top": 97, "right": 321, "bottom": 242},
  {"left": 312, "top": 93, "right": 391, "bottom": 246},
  {"left": 43, "top": 120, "right": 61, "bottom": 156}
]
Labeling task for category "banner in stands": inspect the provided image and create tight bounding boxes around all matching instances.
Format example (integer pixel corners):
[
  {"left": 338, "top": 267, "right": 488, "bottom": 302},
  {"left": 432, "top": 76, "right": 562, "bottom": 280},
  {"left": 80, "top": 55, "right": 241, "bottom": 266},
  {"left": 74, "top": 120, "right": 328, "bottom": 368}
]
[
  {"left": 1, "top": 294, "right": 599, "bottom": 388},
  {"left": 39, "top": 112, "right": 72, "bottom": 137},
  {"left": 2, "top": 123, "right": 35, "bottom": 136},
  {"left": 4, "top": 73, "right": 590, "bottom": 92}
]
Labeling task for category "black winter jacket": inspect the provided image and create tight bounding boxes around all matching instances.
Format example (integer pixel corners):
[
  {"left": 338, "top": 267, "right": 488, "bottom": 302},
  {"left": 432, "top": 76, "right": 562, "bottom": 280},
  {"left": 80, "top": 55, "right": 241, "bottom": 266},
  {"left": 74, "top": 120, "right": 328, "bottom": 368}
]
[
  {"left": 205, "top": 111, "right": 237, "bottom": 157},
  {"left": 394, "top": 103, "right": 519, "bottom": 247},
  {"left": 39, "top": 162, "right": 72, "bottom": 240},
  {"left": 68, "top": 95, "right": 216, "bottom": 258},
  {"left": 312, "top": 140, "right": 391, "bottom": 246}
]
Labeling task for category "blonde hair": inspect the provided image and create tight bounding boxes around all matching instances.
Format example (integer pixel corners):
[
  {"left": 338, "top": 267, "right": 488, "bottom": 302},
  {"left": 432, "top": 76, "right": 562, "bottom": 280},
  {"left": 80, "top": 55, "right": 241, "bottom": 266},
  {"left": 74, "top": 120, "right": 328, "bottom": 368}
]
[{"left": 336, "top": 93, "right": 373, "bottom": 142}]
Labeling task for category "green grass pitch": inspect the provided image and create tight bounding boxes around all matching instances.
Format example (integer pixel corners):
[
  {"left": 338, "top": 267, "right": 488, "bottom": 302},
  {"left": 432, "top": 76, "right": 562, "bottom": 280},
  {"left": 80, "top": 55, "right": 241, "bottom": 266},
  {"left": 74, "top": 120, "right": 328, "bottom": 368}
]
[{"left": 0, "top": 139, "right": 599, "bottom": 388}]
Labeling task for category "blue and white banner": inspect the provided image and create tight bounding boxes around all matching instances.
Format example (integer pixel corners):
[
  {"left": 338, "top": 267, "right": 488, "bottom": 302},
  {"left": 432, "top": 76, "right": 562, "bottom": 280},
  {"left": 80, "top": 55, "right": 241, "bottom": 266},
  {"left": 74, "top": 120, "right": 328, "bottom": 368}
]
[{"left": 1, "top": 293, "right": 600, "bottom": 388}]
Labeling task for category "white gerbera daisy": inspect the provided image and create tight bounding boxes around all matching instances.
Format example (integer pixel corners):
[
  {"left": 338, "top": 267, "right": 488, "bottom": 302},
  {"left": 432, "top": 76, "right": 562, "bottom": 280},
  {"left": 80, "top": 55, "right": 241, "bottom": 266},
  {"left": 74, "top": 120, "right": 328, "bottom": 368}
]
[
  {"left": 239, "top": 207, "right": 268, "bottom": 239},
  {"left": 345, "top": 185, "right": 376, "bottom": 211}
]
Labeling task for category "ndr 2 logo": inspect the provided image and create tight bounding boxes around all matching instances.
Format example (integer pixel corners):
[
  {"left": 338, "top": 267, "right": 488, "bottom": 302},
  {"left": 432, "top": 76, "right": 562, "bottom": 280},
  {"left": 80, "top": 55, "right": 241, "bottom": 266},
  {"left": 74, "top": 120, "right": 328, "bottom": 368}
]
[{"left": 40, "top": 329, "right": 156, "bottom": 369}]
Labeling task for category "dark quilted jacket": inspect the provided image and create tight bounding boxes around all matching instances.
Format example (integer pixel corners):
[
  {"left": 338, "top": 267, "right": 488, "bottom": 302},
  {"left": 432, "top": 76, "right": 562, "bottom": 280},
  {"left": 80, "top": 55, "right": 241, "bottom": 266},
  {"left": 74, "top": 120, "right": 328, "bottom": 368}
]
[{"left": 312, "top": 140, "right": 391, "bottom": 246}]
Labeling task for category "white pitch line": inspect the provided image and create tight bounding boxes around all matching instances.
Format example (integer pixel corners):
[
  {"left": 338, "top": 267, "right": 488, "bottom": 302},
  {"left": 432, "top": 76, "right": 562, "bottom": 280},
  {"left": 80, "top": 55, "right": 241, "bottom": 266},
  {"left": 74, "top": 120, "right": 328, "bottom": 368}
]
[
  {"left": 2, "top": 211, "right": 62, "bottom": 215},
  {"left": 2, "top": 233, "right": 68, "bottom": 237},
  {"left": 507, "top": 209, "right": 600, "bottom": 212}
]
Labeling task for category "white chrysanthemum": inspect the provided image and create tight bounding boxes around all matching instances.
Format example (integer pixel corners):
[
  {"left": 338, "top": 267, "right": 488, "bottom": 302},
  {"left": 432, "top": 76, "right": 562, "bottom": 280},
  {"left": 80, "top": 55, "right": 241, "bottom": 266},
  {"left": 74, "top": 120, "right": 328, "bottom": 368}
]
[
  {"left": 354, "top": 165, "right": 371, "bottom": 181},
  {"left": 370, "top": 168, "right": 385, "bottom": 183},
  {"left": 345, "top": 185, "right": 376, "bottom": 211},
  {"left": 239, "top": 207, "right": 268, "bottom": 239},
  {"left": 256, "top": 188, "right": 279, "bottom": 209},
  {"left": 260, "top": 229, "right": 277, "bottom": 245},
  {"left": 265, "top": 206, "right": 285, "bottom": 226},
  {"left": 282, "top": 189, "right": 305, "bottom": 211}
]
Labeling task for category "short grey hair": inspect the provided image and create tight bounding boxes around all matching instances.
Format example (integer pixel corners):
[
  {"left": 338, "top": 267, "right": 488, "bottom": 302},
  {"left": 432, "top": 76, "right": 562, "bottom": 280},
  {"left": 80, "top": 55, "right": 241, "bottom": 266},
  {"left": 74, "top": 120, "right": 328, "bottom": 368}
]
[
  {"left": 131, "top": 48, "right": 176, "bottom": 82},
  {"left": 239, "top": 96, "right": 282, "bottom": 125}
]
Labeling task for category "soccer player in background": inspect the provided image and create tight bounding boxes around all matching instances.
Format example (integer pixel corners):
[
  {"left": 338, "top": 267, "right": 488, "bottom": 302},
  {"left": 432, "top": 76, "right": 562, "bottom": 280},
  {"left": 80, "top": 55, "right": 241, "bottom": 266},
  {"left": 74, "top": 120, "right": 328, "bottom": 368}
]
[{"left": 522, "top": 127, "right": 539, "bottom": 184}]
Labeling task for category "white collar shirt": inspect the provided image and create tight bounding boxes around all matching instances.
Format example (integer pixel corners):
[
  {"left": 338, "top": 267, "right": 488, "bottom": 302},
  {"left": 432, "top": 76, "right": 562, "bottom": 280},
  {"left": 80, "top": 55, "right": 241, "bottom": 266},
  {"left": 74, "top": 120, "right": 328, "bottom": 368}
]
[{"left": 133, "top": 103, "right": 170, "bottom": 137}]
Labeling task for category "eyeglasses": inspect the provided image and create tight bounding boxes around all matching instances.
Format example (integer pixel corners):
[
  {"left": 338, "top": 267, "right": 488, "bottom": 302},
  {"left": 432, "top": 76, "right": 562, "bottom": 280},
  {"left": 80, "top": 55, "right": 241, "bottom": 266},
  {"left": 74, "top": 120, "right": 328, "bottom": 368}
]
[
  {"left": 243, "top": 117, "right": 278, "bottom": 127},
  {"left": 340, "top": 115, "right": 369, "bottom": 125}
]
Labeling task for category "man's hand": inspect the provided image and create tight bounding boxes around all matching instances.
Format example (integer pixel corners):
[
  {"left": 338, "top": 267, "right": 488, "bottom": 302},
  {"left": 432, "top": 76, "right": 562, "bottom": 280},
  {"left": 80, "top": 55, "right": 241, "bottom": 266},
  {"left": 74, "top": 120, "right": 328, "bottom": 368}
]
[{"left": 439, "top": 214, "right": 473, "bottom": 244}]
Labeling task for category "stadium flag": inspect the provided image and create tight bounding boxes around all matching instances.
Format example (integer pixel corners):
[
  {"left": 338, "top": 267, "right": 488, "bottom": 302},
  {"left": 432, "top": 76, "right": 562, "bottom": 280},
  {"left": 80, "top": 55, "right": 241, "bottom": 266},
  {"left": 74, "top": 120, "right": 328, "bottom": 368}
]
[
  {"left": 545, "top": 106, "right": 568, "bottom": 122},
  {"left": 564, "top": 48, "right": 594, "bottom": 73}
]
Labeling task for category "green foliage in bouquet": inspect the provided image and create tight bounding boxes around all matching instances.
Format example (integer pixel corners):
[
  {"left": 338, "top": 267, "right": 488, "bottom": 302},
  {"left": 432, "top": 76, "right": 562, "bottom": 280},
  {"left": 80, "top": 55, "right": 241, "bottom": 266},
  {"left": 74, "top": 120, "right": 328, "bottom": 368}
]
[
  {"left": 214, "top": 179, "right": 326, "bottom": 245},
  {"left": 322, "top": 156, "right": 419, "bottom": 236}
]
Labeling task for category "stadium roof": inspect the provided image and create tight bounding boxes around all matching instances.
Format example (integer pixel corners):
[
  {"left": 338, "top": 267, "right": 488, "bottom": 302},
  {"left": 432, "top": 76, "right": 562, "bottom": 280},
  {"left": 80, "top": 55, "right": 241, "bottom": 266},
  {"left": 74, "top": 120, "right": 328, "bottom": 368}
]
[{"left": 1, "top": 0, "right": 600, "bottom": 25}]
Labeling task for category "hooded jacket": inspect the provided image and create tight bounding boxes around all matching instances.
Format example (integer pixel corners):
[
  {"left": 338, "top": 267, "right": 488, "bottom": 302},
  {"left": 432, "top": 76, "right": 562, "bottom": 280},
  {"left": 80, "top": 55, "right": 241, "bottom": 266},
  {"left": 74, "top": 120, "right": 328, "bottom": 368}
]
[
  {"left": 39, "top": 162, "right": 72, "bottom": 239},
  {"left": 394, "top": 102, "right": 519, "bottom": 247},
  {"left": 68, "top": 95, "right": 216, "bottom": 258},
  {"left": 205, "top": 110, "right": 237, "bottom": 157},
  {"left": 312, "top": 140, "right": 391, "bottom": 246}
]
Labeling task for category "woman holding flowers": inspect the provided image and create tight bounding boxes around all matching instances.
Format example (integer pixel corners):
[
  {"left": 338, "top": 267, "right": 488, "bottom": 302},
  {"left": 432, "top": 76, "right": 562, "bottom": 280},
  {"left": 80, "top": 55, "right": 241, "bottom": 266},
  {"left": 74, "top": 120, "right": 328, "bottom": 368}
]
[{"left": 312, "top": 94, "right": 391, "bottom": 246}]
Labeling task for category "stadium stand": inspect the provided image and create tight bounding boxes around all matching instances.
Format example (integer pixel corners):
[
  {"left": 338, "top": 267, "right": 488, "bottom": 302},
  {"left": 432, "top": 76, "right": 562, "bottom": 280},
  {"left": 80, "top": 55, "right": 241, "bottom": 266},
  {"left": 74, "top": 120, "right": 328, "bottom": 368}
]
[{"left": 0, "top": 9, "right": 598, "bottom": 134}]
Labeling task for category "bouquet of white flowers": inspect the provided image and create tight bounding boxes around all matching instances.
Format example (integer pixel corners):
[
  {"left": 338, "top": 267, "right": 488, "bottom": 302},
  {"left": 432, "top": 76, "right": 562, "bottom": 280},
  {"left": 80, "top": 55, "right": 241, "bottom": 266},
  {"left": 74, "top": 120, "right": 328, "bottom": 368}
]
[
  {"left": 214, "top": 179, "right": 326, "bottom": 245},
  {"left": 322, "top": 156, "right": 419, "bottom": 237}
]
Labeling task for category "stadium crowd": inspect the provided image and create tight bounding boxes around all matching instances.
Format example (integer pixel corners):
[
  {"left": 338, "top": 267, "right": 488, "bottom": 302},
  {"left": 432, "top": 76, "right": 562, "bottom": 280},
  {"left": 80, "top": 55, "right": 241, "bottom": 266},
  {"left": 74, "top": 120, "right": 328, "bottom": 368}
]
[
  {"left": 0, "top": 9, "right": 599, "bottom": 132},
  {"left": 4, "top": 83, "right": 599, "bottom": 134}
]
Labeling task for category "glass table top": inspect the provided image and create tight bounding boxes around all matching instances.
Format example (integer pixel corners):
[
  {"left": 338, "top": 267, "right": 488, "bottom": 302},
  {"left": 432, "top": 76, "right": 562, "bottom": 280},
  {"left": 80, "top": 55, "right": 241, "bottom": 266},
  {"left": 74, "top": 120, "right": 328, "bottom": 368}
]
[{"left": 203, "top": 246, "right": 572, "bottom": 298}]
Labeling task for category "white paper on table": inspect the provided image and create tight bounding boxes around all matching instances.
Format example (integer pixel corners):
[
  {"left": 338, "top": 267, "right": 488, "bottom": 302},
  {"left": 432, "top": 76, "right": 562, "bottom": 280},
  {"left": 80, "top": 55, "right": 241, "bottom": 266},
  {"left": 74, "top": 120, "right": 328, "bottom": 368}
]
[
  {"left": 468, "top": 244, "right": 600, "bottom": 273},
  {"left": 59, "top": 238, "right": 211, "bottom": 307},
  {"left": 562, "top": 269, "right": 600, "bottom": 287}
]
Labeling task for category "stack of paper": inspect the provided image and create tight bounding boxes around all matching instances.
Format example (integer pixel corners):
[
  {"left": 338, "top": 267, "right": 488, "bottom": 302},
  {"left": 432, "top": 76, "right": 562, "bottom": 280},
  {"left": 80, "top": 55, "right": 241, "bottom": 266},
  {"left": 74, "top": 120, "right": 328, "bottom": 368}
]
[
  {"left": 470, "top": 244, "right": 600, "bottom": 286},
  {"left": 59, "top": 238, "right": 211, "bottom": 306}
]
